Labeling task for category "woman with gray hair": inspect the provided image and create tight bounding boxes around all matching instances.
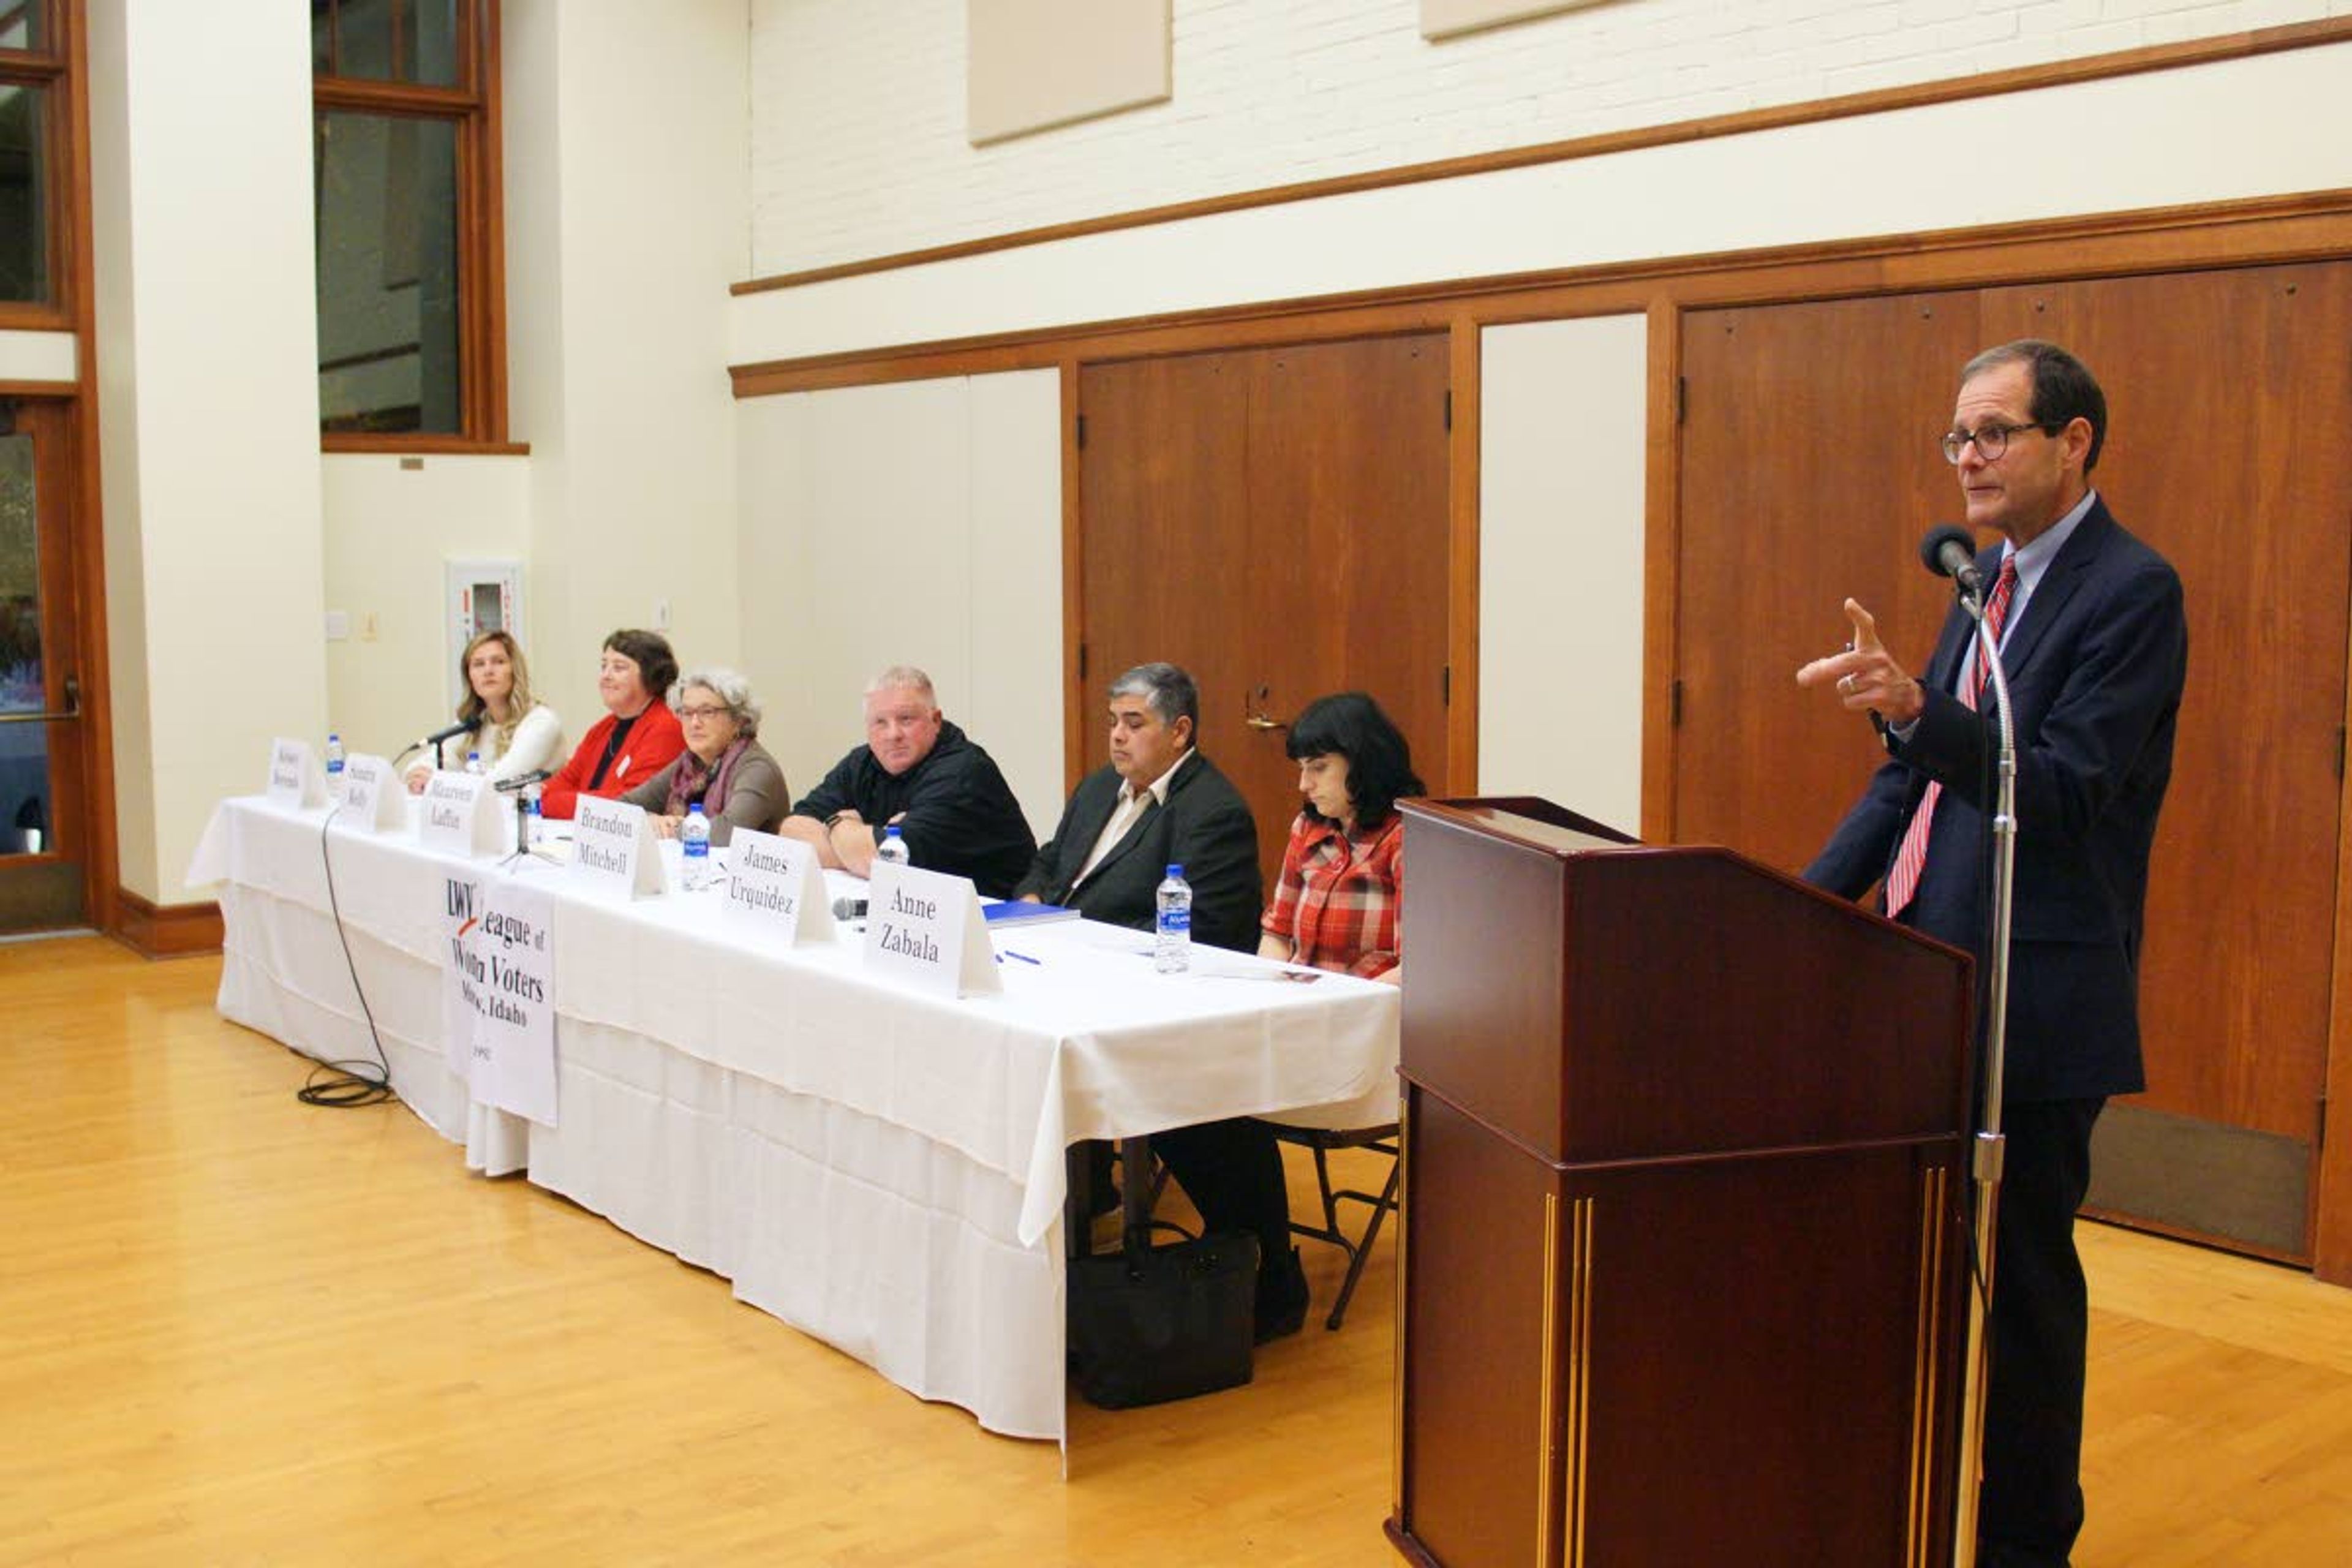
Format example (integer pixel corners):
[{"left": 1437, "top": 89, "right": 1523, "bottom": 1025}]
[{"left": 621, "top": 666, "right": 790, "bottom": 846}]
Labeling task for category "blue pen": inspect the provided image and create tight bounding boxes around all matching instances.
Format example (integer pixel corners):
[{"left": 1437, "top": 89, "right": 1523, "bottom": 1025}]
[{"left": 1000, "top": 949, "right": 1042, "bottom": 966}]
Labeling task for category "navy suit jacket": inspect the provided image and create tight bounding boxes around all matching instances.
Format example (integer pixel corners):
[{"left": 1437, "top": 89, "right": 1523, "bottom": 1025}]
[
  {"left": 1804, "top": 499, "right": 2187, "bottom": 1102},
  {"left": 1015, "top": 752, "right": 1262, "bottom": 954}
]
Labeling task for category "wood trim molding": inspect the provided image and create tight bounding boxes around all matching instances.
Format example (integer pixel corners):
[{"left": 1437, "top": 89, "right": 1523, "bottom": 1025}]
[
  {"left": 0, "top": 377, "right": 77, "bottom": 398},
  {"left": 113, "top": 888, "right": 224, "bottom": 959},
  {"left": 731, "top": 18, "right": 2352, "bottom": 298},
  {"left": 321, "top": 434, "right": 531, "bottom": 457},
  {"left": 61, "top": 0, "right": 118, "bottom": 943},
  {"left": 731, "top": 189, "right": 2352, "bottom": 399},
  {"left": 1444, "top": 317, "right": 1480, "bottom": 794},
  {"left": 1636, "top": 295, "right": 1681, "bottom": 847}
]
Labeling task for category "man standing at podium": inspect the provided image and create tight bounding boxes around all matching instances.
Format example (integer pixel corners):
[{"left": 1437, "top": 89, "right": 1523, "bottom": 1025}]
[{"left": 1796, "top": 341, "right": 2188, "bottom": 1567}]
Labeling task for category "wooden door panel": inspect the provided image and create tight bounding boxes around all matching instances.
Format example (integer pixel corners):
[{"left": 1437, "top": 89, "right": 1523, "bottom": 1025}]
[
  {"left": 1980, "top": 266, "right": 2352, "bottom": 1144},
  {"left": 1673, "top": 293, "right": 1981, "bottom": 873},
  {"left": 1079, "top": 335, "right": 1452, "bottom": 893}
]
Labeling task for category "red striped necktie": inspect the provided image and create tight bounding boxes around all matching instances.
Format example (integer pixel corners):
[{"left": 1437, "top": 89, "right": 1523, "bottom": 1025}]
[{"left": 1884, "top": 556, "right": 2018, "bottom": 919}]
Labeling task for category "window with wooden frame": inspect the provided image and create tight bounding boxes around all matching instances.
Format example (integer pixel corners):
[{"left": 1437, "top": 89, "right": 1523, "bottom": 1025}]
[
  {"left": 0, "top": 0, "right": 69, "bottom": 326},
  {"left": 312, "top": 0, "right": 509, "bottom": 447}
]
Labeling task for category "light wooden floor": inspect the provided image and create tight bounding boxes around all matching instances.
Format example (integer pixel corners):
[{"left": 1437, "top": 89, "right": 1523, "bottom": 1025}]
[{"left": 2, "top": 937, "right": 2347, "bottom": 1567}]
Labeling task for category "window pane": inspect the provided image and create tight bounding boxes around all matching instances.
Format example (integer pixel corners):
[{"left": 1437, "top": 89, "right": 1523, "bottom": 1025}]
[
  {"left": 315, "top": 111, "right": 462, "bottom": 435},
  {"left": 0, "top": 82, "right": 48, "bottom": 304},
  {"left": 0, "top": 432, "right": 51, "bottom": 856},
  {"left": 320, "top": 0, "right": 461, "bottom": 88},
  {"left": 0, "top": 4, "right": 45, "bottom": 53}
]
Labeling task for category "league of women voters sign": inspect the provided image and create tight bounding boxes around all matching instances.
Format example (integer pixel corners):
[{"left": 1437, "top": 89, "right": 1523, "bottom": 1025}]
[{"left": 440, "top": 874, "right": 559, "bottom": 1126}]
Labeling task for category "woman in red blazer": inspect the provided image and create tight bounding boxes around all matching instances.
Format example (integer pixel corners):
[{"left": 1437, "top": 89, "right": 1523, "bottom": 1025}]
[{"left": 538, "top": 628, "right": 687, "bottom": 820}]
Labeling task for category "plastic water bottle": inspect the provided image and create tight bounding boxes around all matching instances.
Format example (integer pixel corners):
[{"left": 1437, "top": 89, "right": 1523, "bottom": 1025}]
[
  {"left": 324, "top": 732, "right": 346, "bottom": 799},
  {"left": 465, "top": 749, "right": 485, "bottom": 776},
  {"left": 1155, "top": 863, "right": 1192, "bottom": 974},
  {"left": 523, "top": 782, "right": 544, "bottom": 850},
  {"left": 680, "top": 804, "right": 712, "bottom": 891},
  {"left": 875, "top": 823, "right": 910, "bottom": 867}
]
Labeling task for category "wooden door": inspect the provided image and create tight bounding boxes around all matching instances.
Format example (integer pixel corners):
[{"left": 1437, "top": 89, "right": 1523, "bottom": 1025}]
[
  {"left": 1077, "top": 334, "right": 1452, "bottom": 892},
  {"left": 0, "top": 399, "right": 92, "bottom": 931},
  {"left": 1672, "top": 265, "right": 2352, "bottom": 1261}
]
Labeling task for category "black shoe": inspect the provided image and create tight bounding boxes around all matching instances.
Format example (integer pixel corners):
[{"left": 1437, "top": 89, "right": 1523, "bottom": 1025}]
[{"left": 1254, "top": 1246, "right": 1310, "bottom": 1343}]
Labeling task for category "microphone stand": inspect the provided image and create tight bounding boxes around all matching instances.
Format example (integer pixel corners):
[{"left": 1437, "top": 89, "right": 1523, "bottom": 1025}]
[{"left": 1951, "top": 589, "right": 2019, "bottom": 1568}]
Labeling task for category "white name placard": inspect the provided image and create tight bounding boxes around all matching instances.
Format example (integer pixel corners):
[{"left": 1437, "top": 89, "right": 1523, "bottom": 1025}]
[
  {"left": 440, "top": 874, "right": 558, "bottom": 1126},
  {"left": 722, "top": 827, "right": 834, "bottom": 945},
  {"left": 265, "top": 737, "right": 326, "bottom": 809},
  {"left": 420, "top": 771, "right": 505, "bottom": 857},
  {"left": 861, "top": 861, "right": 1000, "bottom": 998},
  {"left": 571, "top": 796, "right": 665, "bottom": 899},
  {"left": 337, "top": 753, "right": 409, "bottom": 833}
]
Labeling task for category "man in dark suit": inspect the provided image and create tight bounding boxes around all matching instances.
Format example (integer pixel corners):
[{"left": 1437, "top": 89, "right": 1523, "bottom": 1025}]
[
  {"left": 1798, "top": 341, "right": 2188, "bottom": 1567},
  {"left": 1019, "top": 663, "right": 1308, "bottom": 1340},
  {"left": 1014, "top": 661, "right": 1261, "bottom": 949}
]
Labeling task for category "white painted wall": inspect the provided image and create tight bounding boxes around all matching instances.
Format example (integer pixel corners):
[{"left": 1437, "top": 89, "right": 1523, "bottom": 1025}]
[
  {"left": 87, "top": 0, "right": 327, "bottom": 905},
  {"left": 498, "top": 0, "right": 748, "bottom": 726},
  {"left": 733, "top": 39, "right": 2352, "bottom": 363},
  {"left": 1480, "top": 315, "right": 1646, "bottom": 836},
  {"left": 748, "top": 0, "right": 2351, "bottom": 280},
  {"left": 736, "top": 370, "right": 1063, "bottom": 840},
  {"left": 320, "top": 454, "right": 538, "bottom": 767}
]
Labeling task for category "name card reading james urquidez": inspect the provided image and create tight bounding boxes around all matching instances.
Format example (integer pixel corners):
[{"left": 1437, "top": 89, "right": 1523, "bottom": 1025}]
[
  {"left": 570, "top": 795, "right": 665, "bottom": 899},
  {"left": 420, "top": 769, "right": 505, "bottom": 857},
  {"left": 722, "top": 827, "right": 834, "bottom": 945},
  {"left": 337, "top": 753, "right": 409, "bottom": 833},
  {"left": 265, "top": 737, "right": 327, "bottom": 809},
  {"left": 861, "top": 861, "right": 1000, "bottom": 998}
]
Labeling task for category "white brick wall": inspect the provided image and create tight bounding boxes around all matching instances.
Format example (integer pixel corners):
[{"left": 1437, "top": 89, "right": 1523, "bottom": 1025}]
[{"left": 748, "top": 0, "right": 2347, "bottom": 277}]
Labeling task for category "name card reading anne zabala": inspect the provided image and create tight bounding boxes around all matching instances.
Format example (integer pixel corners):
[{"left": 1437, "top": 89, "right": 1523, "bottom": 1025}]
[
  {"left": 419, "top": 770, "right": 506, "bottom": 858},
  {"left": 722, "top": 827, "right": 834, "bottom": 945},
  {"left": 337, "top": 753, "right": 409, "bottom": 833},
  {"left": 570, "top": 796, "right": 665, "bottom": 899},
  {"left": 265, "top": 737, "right": 328, "bottom": 809},
  {"left": 861, "top": 861, "right": 1000, "bottom": 998}
]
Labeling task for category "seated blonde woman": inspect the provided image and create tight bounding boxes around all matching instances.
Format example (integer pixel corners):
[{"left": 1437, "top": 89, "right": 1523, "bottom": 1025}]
[
  {"left": 405, "top": 630, "right": 563, "bottom": 793},
  {"left": 620, "top": 666, "right": 789, "bottom": 846}
]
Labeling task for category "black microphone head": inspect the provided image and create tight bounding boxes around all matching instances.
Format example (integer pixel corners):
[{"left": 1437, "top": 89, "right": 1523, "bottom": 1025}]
[
  {"left": 1920, "top": 524, "right": 1977, "bottom": 578},
  {"left": 831, "top": 895, "right": 867, "bottom": 921}
]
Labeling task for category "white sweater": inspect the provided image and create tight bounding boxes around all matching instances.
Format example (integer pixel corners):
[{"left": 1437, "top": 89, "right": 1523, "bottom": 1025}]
[{"left": 405, "top": 704, "right": 564, "bottom": 785}]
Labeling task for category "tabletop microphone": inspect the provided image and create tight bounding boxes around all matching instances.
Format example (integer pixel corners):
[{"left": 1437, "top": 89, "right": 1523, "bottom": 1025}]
[
  {"left": 418, "top": 717, "right": 475, "bottom": 750},
  {"left": 832, "top": 895, "right": 867, "bottom": 921},
  {"left": 494, "top": 769, "right": 554, "bottom": 793},
  {"left": 1920, "top": 524, "right": 1984, "bottom": 597}
]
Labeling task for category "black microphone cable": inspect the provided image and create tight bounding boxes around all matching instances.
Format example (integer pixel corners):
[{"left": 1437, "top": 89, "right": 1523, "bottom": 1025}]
[{"left": 296, "top": 799, "right": 399, "bottom": 1109}]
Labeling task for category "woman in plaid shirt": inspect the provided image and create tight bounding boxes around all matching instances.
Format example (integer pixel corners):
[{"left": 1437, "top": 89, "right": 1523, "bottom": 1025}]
[{"left": 1259, "top": 692, "right": 1422, "bottom": 984}]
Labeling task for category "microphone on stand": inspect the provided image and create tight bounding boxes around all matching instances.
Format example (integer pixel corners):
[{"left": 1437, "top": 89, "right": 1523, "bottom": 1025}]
[
  {"left": 494, "top": 769, "right": 554, "bottom": 794},
  {"left": 1920, "top": 524, "right": 1984, "bottom": 597},
  {"left": 831, "top": 895, "right": 867, "bottom": 922},
  {"left": 396, "top": 717, "right": 477, "bottom": 767}
]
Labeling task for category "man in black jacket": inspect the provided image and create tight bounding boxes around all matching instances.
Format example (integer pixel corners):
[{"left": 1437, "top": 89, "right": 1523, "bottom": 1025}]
[
  {"left": 1014, "top": 662, "right": 1260, "bottom": 950},
  {"left": 780, "top": 665, "right": 1035, "bottom": 898}
]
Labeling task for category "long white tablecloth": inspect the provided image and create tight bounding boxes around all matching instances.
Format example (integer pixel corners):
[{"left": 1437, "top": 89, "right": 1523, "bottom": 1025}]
[{"left": 187, "top": 796, "right": 1399, "bottom": 1442}]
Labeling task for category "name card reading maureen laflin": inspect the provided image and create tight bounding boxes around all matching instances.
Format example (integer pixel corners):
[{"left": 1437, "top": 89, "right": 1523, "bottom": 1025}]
[
  {"left": 861, "top": 861, "right": 999, "bottom": 998},
  {"left": 420, "top": 770, "right": 503, "bottom": 857},
  {"left": 723, "top": 827, "right": 834, "bottom": 945},
  {"left": 440, "top": 874, "right": 558, "bottom": 1126}
]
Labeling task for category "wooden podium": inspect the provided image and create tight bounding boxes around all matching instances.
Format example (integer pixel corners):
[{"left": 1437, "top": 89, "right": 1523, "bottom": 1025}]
[{"left": 1386, "top": 798, "right": 1975, "bottom": 1568}]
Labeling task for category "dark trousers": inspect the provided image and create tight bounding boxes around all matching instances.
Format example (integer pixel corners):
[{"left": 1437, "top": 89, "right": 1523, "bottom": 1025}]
[
  {"left": 1978, "top": 1096, "right": 2105, "bottom": 1567},
  {"left": 1151, "top": 1117, "right": 1290, "bottom": 1269}
]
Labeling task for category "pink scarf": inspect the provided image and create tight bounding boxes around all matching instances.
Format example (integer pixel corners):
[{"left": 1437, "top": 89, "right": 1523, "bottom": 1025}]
[{"left": 664, "top": 739, "right": 749, "bottom": 820}]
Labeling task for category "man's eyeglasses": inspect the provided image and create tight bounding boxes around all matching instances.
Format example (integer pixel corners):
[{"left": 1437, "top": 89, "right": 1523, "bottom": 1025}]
[{"left": 1940, "top": 420, "right": 2059, "bottom": 465}]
